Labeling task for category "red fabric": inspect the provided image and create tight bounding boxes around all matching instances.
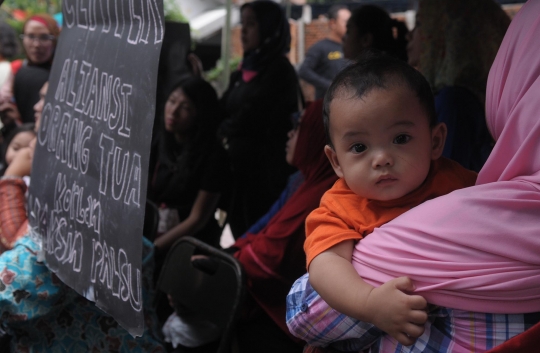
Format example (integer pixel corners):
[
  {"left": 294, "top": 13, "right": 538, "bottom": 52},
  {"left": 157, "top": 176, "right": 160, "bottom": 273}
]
[
  {"left": 10, "top": 59, "right": 23, "bottom": 76},
  {"left": 24, "top": 14, "right": 60, "bottom": 38},
  {"left": 234, "top": 99, "right": 338, "bottom": 337},
  {"left": 304, "top": 158, "right": 477, "bottom": 267},
  {"left": 0, "top": 178, "right": 29, "bottom": 254},
  {"left": 241, "top": 69, "right": 258, "bottom": 82},
  {"left": 28, "top": 15, "right": 49, "bottom": 28},
  {"left": 238, "top": 62, "right": 259, "bottom": 83},
  {"left": 487, "top": 321, "right": 540, "bottom": 353}
]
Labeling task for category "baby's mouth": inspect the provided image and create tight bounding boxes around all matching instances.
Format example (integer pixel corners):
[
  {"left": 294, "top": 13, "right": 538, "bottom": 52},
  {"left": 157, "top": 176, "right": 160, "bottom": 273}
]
[{"left": 376, "top": 175, "right": 397, "bottom": 184}]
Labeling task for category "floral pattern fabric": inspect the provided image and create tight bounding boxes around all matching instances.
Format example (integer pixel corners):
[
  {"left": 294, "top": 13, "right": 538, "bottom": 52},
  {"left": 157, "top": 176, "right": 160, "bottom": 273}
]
[{"left": 0, "top": 236, "right": 165, "bottom": 353}]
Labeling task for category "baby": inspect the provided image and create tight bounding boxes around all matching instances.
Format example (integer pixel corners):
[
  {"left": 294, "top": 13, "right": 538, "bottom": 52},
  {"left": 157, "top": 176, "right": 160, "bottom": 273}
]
[
  {"left": 1, "top": 123, "right": 35, "bottom": 176},
  {"left": 301, "top": 51, "right": 477, "bottom": 346}
]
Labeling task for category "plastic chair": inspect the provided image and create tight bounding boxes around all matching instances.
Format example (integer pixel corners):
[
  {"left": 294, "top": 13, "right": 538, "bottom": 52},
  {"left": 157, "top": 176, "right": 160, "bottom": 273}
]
[{"left": 157, "top": 236, "right": 245, "bottom": 353}]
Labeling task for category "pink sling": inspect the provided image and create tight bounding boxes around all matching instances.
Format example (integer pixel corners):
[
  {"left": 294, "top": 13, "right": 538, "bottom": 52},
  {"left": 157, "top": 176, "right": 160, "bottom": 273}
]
[{"left": 352, "top": 0, "right": 540, "bottom": 314}]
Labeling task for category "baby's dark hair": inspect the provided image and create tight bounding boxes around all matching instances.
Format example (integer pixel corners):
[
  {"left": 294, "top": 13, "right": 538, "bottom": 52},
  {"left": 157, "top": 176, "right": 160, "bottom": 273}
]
[{"left": 323, "top": 50, "right": 436, "bottom": 148}]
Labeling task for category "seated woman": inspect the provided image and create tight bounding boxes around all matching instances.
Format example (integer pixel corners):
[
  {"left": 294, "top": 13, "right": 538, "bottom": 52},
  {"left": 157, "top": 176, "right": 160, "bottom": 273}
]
[
  {"left": 0, "top": 139, "right": 165, "bottom": 351},
  {"left": 406, "top": 0, "right": 510, "bottom": 171},
  {"left": 148, "top": 77, "right": 230, "bottom": 262},
  {"left": 0, "top": 82, "right": 47, "bottom": 253},
  {"left": 228, "top": 99, "right": 337, "bottom": 353},
  {"left": 287, "top": 1, "right": 540, "bottom": 351}
]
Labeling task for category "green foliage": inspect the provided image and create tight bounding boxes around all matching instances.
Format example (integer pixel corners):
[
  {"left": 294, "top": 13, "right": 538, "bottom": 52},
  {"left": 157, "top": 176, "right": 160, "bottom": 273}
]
[
  {"left": 4, "top": 17, "right": 23, "bottom": 35},
  {"left": 1, "top": 0, "right": 61, "bottom": 16},
  {"left": 2, "top": 0, "right": 188, "bottom": 24},
  {"left": 205, "top": 56, "right": 242, "bottom": 83},
  {"left": 0, "top": 0, "right": 61, "bottom": 38},
  {"left": 164, "top": 0, "right": 188, "bottom": 23}
]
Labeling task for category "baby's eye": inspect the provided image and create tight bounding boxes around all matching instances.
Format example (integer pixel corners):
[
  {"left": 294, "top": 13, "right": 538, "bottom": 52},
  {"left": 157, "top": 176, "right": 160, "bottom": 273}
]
[
  {"left": 393, "top": 134, "right": 411, "bottom": 145},
  {"left": 351, "top": 144, "right": 366, "bottom": 153}
]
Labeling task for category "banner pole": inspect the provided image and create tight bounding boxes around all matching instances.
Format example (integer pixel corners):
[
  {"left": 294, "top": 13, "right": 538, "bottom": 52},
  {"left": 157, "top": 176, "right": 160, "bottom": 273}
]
[{"left": 221, "top": 0, "right": 233, "bottom": 93}]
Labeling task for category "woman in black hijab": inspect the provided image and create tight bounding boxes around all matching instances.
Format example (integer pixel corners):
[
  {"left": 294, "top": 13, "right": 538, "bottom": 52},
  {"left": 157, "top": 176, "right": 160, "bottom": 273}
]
[
  {"left": 219, "top": 0, "right": 301, "bottom": 239},
  {"left": 149, "top": 77, "right": 231, "bottom": 263}
]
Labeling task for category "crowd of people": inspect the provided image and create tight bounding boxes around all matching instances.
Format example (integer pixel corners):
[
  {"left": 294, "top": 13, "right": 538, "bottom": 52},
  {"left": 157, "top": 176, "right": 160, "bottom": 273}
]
[{"left": 0, "top": 0, "right": 539, "bottom": 352}]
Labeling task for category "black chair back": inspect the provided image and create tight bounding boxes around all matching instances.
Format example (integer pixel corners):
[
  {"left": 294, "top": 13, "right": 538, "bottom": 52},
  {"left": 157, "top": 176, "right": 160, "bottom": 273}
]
[{"left": 158, "top": 237, "right": 245, "bottom": 353}]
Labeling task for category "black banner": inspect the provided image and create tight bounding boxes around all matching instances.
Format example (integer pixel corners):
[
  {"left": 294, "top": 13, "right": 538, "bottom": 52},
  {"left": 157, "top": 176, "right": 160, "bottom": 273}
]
[{"left": 28, "top": 0, "right": 164, "bottom": 336}]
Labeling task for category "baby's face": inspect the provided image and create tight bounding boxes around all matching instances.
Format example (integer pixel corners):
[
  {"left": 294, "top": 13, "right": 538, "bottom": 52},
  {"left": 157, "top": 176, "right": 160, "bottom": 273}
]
[
  {"left": 325, "top": 85, "right": 441, "bottom": 201},
  {"left": 5, "top": 131, "right": 35, "bottom": 166}
]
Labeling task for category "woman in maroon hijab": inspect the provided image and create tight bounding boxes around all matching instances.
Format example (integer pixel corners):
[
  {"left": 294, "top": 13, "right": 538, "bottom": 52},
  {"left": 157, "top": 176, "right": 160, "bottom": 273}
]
[{"left": 230, "top": 99, "right": 337, "bottom": 352}]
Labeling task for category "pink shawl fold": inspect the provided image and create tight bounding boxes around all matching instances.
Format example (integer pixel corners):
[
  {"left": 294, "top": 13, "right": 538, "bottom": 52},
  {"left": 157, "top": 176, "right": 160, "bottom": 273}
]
[{"left": 352, "top": 0, "right": 540, "bottom": 314}]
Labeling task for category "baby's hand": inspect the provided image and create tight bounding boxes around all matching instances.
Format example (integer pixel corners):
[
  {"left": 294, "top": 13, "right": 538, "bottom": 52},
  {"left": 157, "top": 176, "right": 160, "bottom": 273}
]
[{"left": 365, "top": 276, "right": 427, "bottom": 346}]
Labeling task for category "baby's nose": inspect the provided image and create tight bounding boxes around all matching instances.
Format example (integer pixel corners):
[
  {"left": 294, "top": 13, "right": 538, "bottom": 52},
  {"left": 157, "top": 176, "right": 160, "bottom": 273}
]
[{"left": 372, "top": 150, "right": 393, "bottom": 168}]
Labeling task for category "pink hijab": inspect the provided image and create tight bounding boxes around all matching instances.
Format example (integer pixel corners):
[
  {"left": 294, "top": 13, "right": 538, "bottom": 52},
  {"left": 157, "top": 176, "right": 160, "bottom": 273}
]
[{"left": 352, "top": 0, "right": 540, "bottom": 314}]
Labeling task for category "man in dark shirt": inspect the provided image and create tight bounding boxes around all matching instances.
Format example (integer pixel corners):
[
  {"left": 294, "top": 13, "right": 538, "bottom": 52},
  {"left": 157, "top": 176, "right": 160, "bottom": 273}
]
[{"left": 298, "top": 5, "right": 350, "bottom": 100}]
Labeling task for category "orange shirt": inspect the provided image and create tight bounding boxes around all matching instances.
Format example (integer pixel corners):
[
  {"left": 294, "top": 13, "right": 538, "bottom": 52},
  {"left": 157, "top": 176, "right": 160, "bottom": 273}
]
[{"left": 304, "top": 157, "right": 477, "bottom": 267}]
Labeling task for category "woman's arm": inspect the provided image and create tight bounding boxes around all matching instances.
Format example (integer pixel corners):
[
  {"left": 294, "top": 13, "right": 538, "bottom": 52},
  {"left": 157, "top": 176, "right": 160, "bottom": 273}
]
[{"left": 153, "top": 190, "right": 220, "bottom": 251}]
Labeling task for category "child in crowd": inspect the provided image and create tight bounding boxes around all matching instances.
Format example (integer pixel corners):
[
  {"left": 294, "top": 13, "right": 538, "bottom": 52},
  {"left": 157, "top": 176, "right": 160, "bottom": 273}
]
[
  {"left": 0, "top": 123, "right": 35, "bottom": 176},
  {"left": 301, "top": 51, "right": 477, "bottom": 346}
]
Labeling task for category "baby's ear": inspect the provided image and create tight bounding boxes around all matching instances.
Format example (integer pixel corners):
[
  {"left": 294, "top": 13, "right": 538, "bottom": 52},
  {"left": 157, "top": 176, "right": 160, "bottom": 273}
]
[
  {"left": 430, "top": 122, "right": 447, "bottom": 159},
  {"left": 324, "top": 145, "right": 344, "bottom": 178}
]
